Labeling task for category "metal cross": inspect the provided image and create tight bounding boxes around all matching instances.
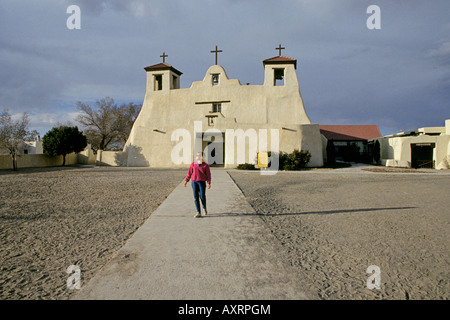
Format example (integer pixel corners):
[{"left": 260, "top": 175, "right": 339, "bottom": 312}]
[
  {"left": 160, "top": 52, "right": 168, "bottom": 63},
  {"left": 276, "top": 44, "right": 285, "bottom": 56},
  {"left": 210, "top": 45, "right": 223, "bottom": 65}
]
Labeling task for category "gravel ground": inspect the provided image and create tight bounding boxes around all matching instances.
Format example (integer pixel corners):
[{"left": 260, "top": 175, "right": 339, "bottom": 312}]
[
  {"left": 228, "top": 168, "right": 450, "bottom": 300},
  {"left": 0, "top": 166, "right": 184, "bottom": 300}
]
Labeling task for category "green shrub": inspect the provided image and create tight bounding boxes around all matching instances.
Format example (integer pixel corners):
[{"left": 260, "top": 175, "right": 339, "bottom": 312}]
[
  {"left": 43, "top": 126, "right": 87, "bottom": 166},
  {"left": 236, "top": 163, "right": 257, "bottom": 170},
  {"left": 279, "top": 149, "right": 311, "bottom": 170}
]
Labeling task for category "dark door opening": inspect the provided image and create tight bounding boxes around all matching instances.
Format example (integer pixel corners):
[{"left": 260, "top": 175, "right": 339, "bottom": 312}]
[{"left": 411, "top": 143, "right": 435, "bottom": 168}]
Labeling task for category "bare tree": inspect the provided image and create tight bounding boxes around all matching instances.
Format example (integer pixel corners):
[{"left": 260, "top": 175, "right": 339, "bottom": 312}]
[
  {"left": 115, "top": 102, "right": 141, "bottom": 144},
  {"left": 76, "top": 97, "right": 141, "bottom": 152},
  {"left": 0, "top": 109, "right": 39, "bottom": 170}
]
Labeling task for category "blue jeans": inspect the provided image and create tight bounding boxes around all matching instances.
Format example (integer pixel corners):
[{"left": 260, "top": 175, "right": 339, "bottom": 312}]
[{"left": 191, "top": 181, "right": 206, "bottom": 213}]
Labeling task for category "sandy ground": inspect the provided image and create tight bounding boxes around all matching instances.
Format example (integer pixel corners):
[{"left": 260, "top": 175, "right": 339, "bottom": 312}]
[
  {"left": 228, "top": 169, "right": 449, "bottom": 300},
  {"left": 1, "top": 165, "right": 448, "bottom": 300},
  {"left": 0, "top": 166, "right": 184, "bottom": 300}
]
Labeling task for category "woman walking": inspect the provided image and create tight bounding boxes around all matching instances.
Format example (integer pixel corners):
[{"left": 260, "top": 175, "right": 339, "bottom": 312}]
[{"left": 184, "top": 152, "right": 211, "bottom": 218}]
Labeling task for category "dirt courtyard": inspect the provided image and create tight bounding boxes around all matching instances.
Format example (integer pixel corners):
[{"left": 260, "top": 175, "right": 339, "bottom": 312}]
[
  {"left": 228, "top": 168, "right": 449, "bottom": 300},
  {"left": 1, "top": 165, "right": 448, "bottom": 300},
  {"left": 0, "top": 166, "right": 185, "bottom": 300}
]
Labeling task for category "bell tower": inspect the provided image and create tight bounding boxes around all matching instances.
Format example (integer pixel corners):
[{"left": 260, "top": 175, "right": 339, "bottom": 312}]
[
  {"left": 263, "top": 44, "right": 298, "bottom": 88},
  {"left": 144, "top": 52, "right": 183, "bottom": 93}
]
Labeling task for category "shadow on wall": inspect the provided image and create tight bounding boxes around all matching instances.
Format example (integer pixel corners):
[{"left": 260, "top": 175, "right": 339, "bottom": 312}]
[
  {"left": 95, "top": 149, "right": 127, "bottom": 166},
  {"left": 112, "top": 144, "right": 149, "bottom": 167},
  {"left": 383, "top": 143, "right": 395, "bottom": 161},
  {"left": 77, "top": 146, "right": 96, "bottom": 165},
  {"left": 114, "top": 151, "right": 127, "bottom": 166}
]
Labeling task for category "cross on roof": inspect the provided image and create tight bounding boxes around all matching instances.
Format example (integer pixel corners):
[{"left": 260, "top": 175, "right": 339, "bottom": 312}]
[
  {"left": 210, "top": 45, "right": 223, "bottom": 65},
  {"left": 275, "top": 44, "right": 285, "bottom": 56},
  {"left": 160, "top": 52, "right": 168, "bottom": 63}
]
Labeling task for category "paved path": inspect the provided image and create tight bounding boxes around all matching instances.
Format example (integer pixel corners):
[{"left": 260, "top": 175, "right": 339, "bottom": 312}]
[{"left": 75, "top": 168, "right": 310, "bottom": 300}]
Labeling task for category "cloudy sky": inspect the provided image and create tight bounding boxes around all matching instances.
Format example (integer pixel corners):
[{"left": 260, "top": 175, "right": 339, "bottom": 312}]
[{"left": 1, "top": 0, "right": 449, "bottom": 136}]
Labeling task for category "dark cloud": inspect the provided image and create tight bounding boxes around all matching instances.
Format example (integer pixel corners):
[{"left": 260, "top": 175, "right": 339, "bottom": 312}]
[{"left": 0, "top": 0, "right": 449, "bottom": 136}]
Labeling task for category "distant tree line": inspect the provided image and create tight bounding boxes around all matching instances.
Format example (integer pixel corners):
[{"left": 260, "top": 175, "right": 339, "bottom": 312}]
[{"left": 0, "top": 97, "right": 140, "bottom": 170}]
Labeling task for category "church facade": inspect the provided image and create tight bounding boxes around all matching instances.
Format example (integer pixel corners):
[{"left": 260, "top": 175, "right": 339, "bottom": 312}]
[{"left": 123, "top": 48, "right": 324, "bottom": 168}]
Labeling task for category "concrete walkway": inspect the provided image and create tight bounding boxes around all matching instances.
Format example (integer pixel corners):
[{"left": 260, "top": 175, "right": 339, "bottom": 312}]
[{"left": 75, "top": 168, "right": 310, "bottom": 300}]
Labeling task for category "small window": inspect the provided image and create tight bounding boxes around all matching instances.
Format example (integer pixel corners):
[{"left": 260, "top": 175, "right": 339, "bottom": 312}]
[
  {"left": 23, "top": 149, "right": 28, "bottom": 154},
  {"left": 154, "top": 74, "right": 163, "bottom": 91},
  {"left": 212, "top": 103, "right": 221, "bottom": 113},
  {"left": 212, "top": 74, "right": 219, "bottom": 86},
  {"left": 207, "top": 116, "right": 217, "bottom": 126},
  {"left": 274, "top": 68, "right": 284, "bottom": 86}
]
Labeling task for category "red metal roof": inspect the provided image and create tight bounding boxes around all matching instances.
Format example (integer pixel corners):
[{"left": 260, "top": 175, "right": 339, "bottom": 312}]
[
  {"left": 144, "top": 63, "right": 183, "bottom": 75},
  {"left": 262, "top": 56, "right": 297, "bottom": 69},
  {"left": 320, "top": 125, "right": 382, "bottom": 141}
]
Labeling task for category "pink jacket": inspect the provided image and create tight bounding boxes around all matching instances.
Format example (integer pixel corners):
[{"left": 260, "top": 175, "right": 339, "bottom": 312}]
[{"left": 185, "top": 162, "right": 211, "bottom": 184}]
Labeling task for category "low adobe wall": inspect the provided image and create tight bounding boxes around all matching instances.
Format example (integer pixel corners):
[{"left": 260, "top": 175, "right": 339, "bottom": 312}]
[
  {"left": 95, "top": 150, "right": 126, "bottom": 166},
  {"left": 0, "top": 147, "right": 95, "bottom": 170},
  {"left": 0, "top": 153, "right": 78, "bottom": 170}
]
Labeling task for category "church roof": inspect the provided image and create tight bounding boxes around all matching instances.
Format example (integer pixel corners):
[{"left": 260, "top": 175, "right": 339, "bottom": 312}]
[
  {"left": 320, "top": 125, "right": 382, "bottom": 141},
  {"left": 144, "top": 62, "right": 183, "bottom": 76},
  {"left": 263, "top": 56, "right": 297, "bottom": 69}
]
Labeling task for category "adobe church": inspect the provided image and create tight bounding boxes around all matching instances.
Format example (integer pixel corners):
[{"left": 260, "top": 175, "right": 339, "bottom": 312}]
[{"left": 123, "top": 45, "right": 324, "bottom": 168}]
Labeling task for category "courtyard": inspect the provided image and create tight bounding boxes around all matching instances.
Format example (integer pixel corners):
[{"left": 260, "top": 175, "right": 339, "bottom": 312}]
[{"left": 0, "top": 165, "right": 448, "bottom": 299}]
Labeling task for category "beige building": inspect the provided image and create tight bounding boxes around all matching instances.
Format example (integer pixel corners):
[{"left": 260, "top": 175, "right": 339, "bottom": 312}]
[
  {"left": 123, "top": 49, "right": 324, "bottom": 168},
  {"left": 21, "top": 140, "right": 43, "bottom": 155},
  {"left": 376, "top": 119, "right": 450, "bottom": 170}
]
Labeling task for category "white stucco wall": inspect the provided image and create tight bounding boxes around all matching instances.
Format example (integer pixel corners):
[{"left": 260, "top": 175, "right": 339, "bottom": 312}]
[
  {"left": 378, "top": 120, "right": 450, "bottom": 169},
  {"left": 124, "top": 62, "right": 323, "bottom": 168}
]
